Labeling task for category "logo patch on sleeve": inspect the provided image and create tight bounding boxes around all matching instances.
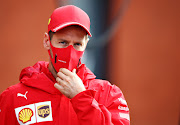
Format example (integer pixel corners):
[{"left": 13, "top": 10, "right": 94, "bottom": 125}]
[{"left": 15, "top": 101, "right": 53, "bottom": 125}]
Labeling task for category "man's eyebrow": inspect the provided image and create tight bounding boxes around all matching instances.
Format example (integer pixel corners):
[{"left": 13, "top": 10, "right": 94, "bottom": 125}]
[
  {"left": 75, "top": 40, "right": 83, "bottom": 43},
  {"left": 57, "top": 38, "right": 68, "bottom": 42},
  {"left": 56, "top": 38, "right": 84, "bottom": 43}
]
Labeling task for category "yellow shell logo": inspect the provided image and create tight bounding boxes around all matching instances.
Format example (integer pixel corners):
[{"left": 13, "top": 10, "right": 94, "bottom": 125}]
[
  {"left": 19, "top": 108, "right": 33, "bottom": 123},
  {"left": 48, "top": 18, "right": 51, "bottom": 25}
]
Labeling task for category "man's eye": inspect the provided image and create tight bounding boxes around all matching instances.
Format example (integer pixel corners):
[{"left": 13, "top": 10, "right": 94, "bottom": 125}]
[
  {"left": 74, "top": 43, "right": 82, "bottom": 46},
  {"left": 59, "top": 41, "right": 66, "bottom": 44}
]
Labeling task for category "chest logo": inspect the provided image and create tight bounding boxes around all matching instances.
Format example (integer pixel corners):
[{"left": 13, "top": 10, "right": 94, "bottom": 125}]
[
  {"left": 15, "top": 101, "right": 53, "bottom": 124},
  {"left": 19, "top": 108, "right": 33, "bottom": 123},
  {"left": 17, "top": 91, "right": 28, "bottom": 100},
  {"left": 37, "top": 105, "right": 50, "bottom": 118}
]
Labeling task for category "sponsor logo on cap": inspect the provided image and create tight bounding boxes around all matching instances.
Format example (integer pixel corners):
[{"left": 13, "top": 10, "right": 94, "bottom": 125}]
[
  {"left": 37, "top": 105, "right": 50, "bottom": 118},
  {"left": 19, "top": 108, "right": 33, "bottom": 123},
  {"left": 48, "top": 18, "right": 51, "bottom": 25}
]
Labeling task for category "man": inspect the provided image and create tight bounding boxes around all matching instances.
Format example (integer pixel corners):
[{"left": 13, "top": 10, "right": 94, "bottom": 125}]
[{"left": 0, "top": 5, "right": 130, "bottom": 125}]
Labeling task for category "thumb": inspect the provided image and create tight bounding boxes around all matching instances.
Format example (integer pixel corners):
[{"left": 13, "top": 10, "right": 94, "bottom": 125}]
[{"left": 72, "top": 68, "right": 76, "bottom": 74}]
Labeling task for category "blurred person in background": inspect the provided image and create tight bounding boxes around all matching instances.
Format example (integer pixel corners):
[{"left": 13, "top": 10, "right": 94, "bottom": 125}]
[{"left": 0, "top": 5, "right": 130, "bottom": 125}]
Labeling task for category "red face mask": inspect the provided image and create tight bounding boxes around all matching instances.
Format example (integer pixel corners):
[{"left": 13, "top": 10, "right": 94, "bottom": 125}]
[{"left": 48, "top": 43, "right": 84, "bottom": 72}]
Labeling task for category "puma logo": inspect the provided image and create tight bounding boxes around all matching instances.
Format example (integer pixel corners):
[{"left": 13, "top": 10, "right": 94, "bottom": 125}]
[{"left": 17, "top": 91, "right": 28, "bottom": 100}]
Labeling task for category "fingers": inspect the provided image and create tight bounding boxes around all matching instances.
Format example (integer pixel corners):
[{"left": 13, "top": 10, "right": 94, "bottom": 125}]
[
  {"left": 54, "top": 83, "right": 68, "bottom": 97},
  {"left": 59, "top": 68, "right": 73, "bottom": 77},
  {"left": 56, "top": 77, "right": 63, "bottom": 84},
  {"left": 72, "top": 69, "right": 76, "bottom": 74},
  {"left": 57, "top": 68, "right": 76, "bottom": 82},
  {"left": 54, "top": 82, "right": 72, "bottom": 98},
  {"left": 55, "top": 68, "right": 84, "bottom": 99},
  {"left": 57, "top": 71, "right": 67, "bottom": 80},
  {"left": 57, "top": 71, "right": 71, "bottom": 83},
  {"left": 55, "top": 77, "right": 68, "bottom": 94},
  {"left": 54, "top": 83, "right": 64, "bottom": 91}
]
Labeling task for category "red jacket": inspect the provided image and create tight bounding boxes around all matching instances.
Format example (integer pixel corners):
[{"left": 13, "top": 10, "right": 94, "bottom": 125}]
[{"left": 0, "top": 61, "right": 130, "bottom": 125}]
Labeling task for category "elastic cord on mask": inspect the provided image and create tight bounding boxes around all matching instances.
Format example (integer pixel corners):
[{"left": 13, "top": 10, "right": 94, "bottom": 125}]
[
  {"left": 55, "top": 54, "right": 57, "bottom": 63},
  {"left": 77, "top": 58, "right": 81, "bottom": 68}
]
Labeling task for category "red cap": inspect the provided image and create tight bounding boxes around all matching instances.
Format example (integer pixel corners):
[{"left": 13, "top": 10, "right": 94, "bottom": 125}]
[{"left": 48, "top": 5, "right": 91, "bottom": 37}]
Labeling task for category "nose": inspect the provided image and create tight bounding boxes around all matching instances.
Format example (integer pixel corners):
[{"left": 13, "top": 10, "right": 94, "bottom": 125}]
[
  {"left": 69, "top": 43, "right": 74, "bottom": 46},
  {"left": 66, "top": 43, "right": 74, "bottom": 49}
]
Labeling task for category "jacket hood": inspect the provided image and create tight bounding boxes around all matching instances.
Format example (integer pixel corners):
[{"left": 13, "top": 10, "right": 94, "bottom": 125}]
[{"left": 19, "top": 61, "right": 96, "bottom": 94}]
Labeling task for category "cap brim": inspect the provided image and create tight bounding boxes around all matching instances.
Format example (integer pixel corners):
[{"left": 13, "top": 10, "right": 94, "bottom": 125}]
[{"left": 51, "top": 22, "right": 92, "bottom": 37}]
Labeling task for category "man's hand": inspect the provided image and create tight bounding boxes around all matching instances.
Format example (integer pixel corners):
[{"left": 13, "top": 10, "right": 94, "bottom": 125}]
[{"left": 54, "top": 68, "right": 86, "bottom": 99}]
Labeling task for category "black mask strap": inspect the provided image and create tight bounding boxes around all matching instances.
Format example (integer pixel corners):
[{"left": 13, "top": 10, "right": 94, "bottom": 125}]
[
  {"left": 55, "top": 54, "right": 57, "bottom": 63},
  {"left": 77, "top": 58, "right": 81, "bottom": 68}
]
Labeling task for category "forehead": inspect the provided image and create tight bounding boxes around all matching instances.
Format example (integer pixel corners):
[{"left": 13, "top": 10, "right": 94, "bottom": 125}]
[{"left": 54, "top": 25, "right": 87, "bottom": 38}]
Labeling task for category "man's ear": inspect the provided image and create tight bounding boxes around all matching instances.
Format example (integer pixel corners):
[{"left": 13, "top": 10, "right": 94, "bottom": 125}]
[
  {"left": 84, "top": 34, "right": 89, "bottom": 49},
  {"left": 43, "top": 32, "right": 50, "bottom": 50}
]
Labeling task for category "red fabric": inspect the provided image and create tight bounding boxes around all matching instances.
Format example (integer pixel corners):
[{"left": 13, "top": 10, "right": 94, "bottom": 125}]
[
  {"left": 0, "top": 61, "right": 130, "bottom": 125},
  {"left": 49, "top": 44, "right": 84, "bottom": 72},
  {"left": 48, "top": 5, "right": 92, "bottom": 37}
]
